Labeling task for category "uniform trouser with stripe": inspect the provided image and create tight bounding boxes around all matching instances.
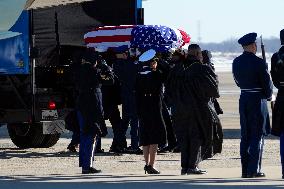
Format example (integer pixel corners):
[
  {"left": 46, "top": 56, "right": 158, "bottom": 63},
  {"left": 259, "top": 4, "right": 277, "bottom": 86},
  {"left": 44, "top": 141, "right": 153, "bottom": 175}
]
[
  {"left": 280, "top": 131, "right": 284, "bottom": 176},
  {"left": 239, "top": 94, "right": 266, "bottom": 175},
  {"left": 77, "top": 111, "right": 96, "bottom": 170},
  {"left": 240, "top": 134, "right": 264, "bottom": 174}
]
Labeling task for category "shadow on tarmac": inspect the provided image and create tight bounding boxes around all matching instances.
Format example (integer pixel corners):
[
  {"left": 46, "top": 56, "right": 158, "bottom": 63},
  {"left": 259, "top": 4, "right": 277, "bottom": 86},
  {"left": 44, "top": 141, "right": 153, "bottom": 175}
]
[{"left": 0, "top": 174, "right": 283, "bottom": 189}]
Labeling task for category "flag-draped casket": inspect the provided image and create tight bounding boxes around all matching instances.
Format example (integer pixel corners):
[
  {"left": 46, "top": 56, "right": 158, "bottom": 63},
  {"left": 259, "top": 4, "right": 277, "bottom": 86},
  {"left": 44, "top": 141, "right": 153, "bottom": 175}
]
[{"left": 84, "top": 25, "right": 190, "bottom": 53}]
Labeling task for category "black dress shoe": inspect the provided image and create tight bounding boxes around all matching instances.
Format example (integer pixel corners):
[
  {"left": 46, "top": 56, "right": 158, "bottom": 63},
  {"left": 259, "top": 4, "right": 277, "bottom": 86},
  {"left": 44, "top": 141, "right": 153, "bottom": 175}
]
[
  {"left": 181, "top": 168, "right": 188, "bottom": 175},
  {"left": 255, "top": 172, "right": 266, "bottom": 177},
  {"left": 109, "top": 146, "right": 124, "bottom": 153},
  {"left": 67, "top": 145, "right": 78, "bottom": 153},
  {"left": 82, "top": 167, "right": 102, "bottom": 174},
  {"left": 144, "top": 165, "right": 160, "bottom": 174},
  {"left": 125, "top": 146, "right": 143, "bottom": 154},
  {"left": 172, "top": 146, "right": 181, "bottom": 153},
  {"left": 187, "top": 167, "right": 207, "bottom": 175},
  {"left": 158, "top": 146, "right": 172, "bottom": 153},
  {"left": 241, "top": 174, "right": 247, "bottom": 178},
  {"left": 246, "top": 172, "right": 266, "bottom": 178},
  {"left": 95, "top": 148, "right": 104, "bottom": 153}
]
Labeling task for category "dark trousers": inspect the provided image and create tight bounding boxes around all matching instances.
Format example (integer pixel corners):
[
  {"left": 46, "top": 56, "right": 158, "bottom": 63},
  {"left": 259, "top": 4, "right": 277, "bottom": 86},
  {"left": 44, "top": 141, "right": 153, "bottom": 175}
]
[
  {"left": 161, "top": 105, "right": 177, "bottom": 148},
  {"left": 77, "top": 111, "right": 96, "bottom": 170},
  {"left": 240, "top": 134, "right": 264, "bottom": 175},
  {"left": 108, "top": 106, "right": 122, "bottom": 147},
  {"left": 69, "top": 131, "right": 80, "bottom": 146},
  {"left": 120, "top": 114, "right": 139, "bottom": 149},
  {"left": 175, "top": 120, "right": 202, "bottom": 169},
  {"left": 96, "top": 136, "right": 101, "bottom": 150},
  {"left": 281, "top": 131, "right": 284, "bottom": 176},
  {"left": 239, "top": 96, "right": 265, "bottom": 175},
  {"left": 95, "top": 105, "right": 122, "bottom": 151}
]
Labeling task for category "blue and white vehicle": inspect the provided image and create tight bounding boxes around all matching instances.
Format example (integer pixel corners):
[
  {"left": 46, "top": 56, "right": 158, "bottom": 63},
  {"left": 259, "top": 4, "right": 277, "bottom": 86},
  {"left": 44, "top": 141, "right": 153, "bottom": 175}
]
[{"left": 0, "top": 0, "right": 143, "bottom": 148}]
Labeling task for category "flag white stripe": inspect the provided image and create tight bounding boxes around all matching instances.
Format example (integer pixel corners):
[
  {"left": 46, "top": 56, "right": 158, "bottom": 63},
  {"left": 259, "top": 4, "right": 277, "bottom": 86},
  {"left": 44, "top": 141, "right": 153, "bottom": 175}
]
[
  {"left": 84, "top": 28, "right": 133, "bottom": 38},
  {"left": 87, "top": 42, "right": 131, "bottom": 51},
  {"left": 87, "top": 41, "right": 131, "bottom": 47}
]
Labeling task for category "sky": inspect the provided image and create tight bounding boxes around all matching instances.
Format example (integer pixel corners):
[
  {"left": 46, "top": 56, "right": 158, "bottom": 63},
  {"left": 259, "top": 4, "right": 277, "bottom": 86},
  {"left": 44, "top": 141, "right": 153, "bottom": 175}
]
[
  {"left": 1, "top": 0, "right": 284, "bottom": 44},
  {"left": 143, "top": 0, "right": 284, "bottom": 43}
]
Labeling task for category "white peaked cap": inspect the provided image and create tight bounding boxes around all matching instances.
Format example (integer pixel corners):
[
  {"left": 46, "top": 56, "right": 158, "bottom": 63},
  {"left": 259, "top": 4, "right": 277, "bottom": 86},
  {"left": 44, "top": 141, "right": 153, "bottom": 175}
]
[{"left": 138, "top": 49, "right": 156, "bottom": 62}]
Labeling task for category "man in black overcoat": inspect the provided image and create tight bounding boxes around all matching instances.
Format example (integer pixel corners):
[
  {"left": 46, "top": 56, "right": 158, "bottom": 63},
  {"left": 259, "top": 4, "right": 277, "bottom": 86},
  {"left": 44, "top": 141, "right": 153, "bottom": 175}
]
[
  {"left": 166, "top": 44, "right": 220, "bottom": 175},
  {"left": 271, "top": 29, "right": 284, "bottom": 179}
]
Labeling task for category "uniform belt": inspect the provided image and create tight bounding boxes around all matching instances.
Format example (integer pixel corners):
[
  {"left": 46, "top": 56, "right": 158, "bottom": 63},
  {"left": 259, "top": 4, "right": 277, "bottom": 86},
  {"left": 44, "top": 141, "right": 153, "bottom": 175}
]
[
  {"left": 280, "top": 82, "right": 284, "bottom": 86},
  {"left": 241, "top": 88, "right": 262, "bottom": 93}
]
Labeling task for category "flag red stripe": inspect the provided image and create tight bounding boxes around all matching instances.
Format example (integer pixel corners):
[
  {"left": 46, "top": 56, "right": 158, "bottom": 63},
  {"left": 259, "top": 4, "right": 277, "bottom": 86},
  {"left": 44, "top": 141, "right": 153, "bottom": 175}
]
[
  {"left": 92, "top": 25, "right": 135, "bottom": 31},
  {"left": 85, "top": 35, "right": 132, "bottom": 43}
]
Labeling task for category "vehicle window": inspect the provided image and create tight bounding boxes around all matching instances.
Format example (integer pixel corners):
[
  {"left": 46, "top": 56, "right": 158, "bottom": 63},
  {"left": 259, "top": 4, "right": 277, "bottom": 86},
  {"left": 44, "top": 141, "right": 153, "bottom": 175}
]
[{"left": 0, "top": 0, "right": 26, "bottom": 31}]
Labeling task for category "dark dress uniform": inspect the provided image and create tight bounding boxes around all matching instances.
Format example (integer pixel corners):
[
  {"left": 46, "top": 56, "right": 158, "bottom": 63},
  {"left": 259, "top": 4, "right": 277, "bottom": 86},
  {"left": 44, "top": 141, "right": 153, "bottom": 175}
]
[
  {"left": 100, "top": 72, "right": 122, "bottom": 152},
  {"left": 135, "top": 63, "right": 168, "bottom": 146},
  {"left": 113, "top": 58, "right": 140, "bottom": 150},
  {"left": 76, "top": 51, "right": 114, "bottom": 173},
  {"left": 232, "top": 33, "right": 273, "bottom": 177},
  {"left": 271, "top": 45, "right": 284, "bottom": 178},
  {"left": 166, "top": 55, "right": 220, "bottom": 173}
]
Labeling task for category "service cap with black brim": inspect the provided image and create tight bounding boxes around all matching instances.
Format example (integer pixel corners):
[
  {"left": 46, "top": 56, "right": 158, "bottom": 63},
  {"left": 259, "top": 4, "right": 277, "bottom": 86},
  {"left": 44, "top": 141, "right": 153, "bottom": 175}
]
[{"left": 238, "top": 32, "right": 257, "bottom": 46}]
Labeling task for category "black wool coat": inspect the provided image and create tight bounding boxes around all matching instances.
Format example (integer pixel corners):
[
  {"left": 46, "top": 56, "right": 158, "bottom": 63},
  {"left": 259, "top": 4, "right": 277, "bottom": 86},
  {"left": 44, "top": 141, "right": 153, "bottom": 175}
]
[
  {"left": 271, "top": 46, "right": 284, "bottom": 136},
  {"left": 166, "top": 57, "right": 222, "bottom": 154},
  {"left": 135, "top": 61, "right": 169, "bottom": 146}
]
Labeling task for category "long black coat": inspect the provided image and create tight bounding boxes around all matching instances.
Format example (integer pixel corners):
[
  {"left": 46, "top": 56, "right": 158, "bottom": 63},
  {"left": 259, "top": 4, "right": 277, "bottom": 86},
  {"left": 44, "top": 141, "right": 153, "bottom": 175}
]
[
  {"left": 135, "top": 62, "right": 168, "bottom": 146},
  {"left": 271, "top": 46, "right": 284, "bottom": 136},
  {"left": 75, "top": 62, "right": 114, "bottom": 136},
  {"left": 166, "top": 57, "right": 221, "bottom": 149}
]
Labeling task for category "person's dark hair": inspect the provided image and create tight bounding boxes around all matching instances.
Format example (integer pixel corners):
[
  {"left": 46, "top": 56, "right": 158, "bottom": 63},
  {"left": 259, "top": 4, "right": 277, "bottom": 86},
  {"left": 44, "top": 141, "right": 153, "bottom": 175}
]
[
  {"left": 188, "top": 44, "right": 201, "bottom": 51},
  {"left": 187, "top": 44, "right": 201, "bottom": 58},
  {"left": 202, "top": 50, "right": 212, "bottom": 64}
]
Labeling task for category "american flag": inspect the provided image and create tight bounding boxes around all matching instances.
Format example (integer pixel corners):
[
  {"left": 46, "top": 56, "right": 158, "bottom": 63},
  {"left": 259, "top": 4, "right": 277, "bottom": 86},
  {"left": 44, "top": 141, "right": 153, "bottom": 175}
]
[
  {"left": 178, "top": 29, "right": 191, "bottom": 47},
  {"left": 131, "top": 25, "right": 178, "bottom": 52},
  {"left": 84, "top": 25, "right": 190, "bottom": 53},
  {"left": 84, "top": 25, "right": 135, "bottom": 52}
]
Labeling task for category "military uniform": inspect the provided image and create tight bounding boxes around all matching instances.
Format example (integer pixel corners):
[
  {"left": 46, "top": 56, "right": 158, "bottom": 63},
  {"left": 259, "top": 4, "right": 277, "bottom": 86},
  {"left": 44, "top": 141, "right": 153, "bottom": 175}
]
[
  {"left": 113, "top": 57, "right": 140, "bottom": 151},
  {"left": 232, "top": 33, "right": 273, "bottom": 177},
  {"left": 271, "top": 29, "right": 284, "bottom": 178},
  {"left": 76, "top": 50, "right": 114, "bottom": 174}
]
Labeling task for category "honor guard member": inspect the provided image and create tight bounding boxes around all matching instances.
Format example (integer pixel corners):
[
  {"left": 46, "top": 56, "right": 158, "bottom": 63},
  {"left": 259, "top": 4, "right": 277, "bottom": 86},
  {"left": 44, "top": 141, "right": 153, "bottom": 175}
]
[
  {"left": 76, "top": 49, "right": 114, "bottom": 174},
  {"left": 113, "top": 49, "right": 141, "bottom": 154},
  {"left": 233, "top": 33, "right": 273, "bottom": 178},
  {"left": 271, "top": 29, "right": 284, "bottom": 179}
]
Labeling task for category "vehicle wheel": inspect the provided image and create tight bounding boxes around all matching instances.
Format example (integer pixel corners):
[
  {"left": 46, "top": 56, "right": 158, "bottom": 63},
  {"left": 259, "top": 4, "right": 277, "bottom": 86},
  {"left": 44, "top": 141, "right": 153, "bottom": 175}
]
[
  {"left": 40, "top": 133, "right": 61, "bottom": 148},
  {"left": 7, "top": 123, "right": 45, "bottom": 148}
]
